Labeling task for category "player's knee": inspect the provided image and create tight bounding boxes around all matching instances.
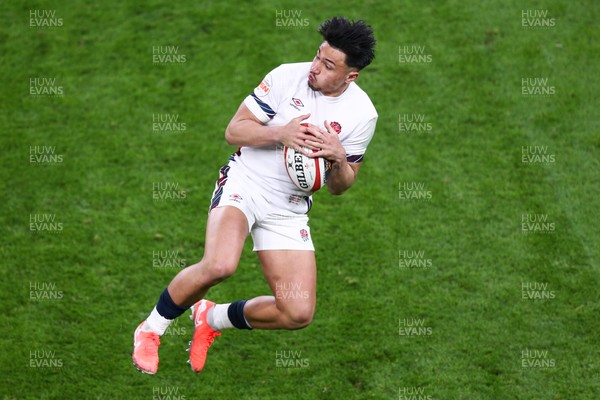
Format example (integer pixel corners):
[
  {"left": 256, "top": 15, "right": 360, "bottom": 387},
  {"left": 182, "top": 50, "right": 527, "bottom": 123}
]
[
  {"left": 283, "top": 304, "right": 314, "bottom": 329},
  {"left": 201, "top": 258, "right": 237, "bottom": 283}
]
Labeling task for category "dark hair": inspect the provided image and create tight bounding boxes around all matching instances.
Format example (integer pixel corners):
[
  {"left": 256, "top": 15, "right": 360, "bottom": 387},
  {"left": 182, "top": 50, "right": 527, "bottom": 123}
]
[{"left": 318, "top": 17, "right": 376, "bottom": 70}]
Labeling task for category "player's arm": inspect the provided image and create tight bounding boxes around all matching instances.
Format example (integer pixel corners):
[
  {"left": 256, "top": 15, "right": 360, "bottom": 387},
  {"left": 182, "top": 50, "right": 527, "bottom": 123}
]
[
  {"left": 304, "top": 120, "right": 360, "bottom": 195},
  {"left": 327, "top": 160, "right": 361, "bottom": 195},
  {"left": 225, "top": 103, "right": 320, "bottom": 150}
]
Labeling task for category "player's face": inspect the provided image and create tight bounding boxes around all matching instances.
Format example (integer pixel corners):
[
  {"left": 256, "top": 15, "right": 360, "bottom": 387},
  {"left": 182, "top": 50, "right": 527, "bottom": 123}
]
[{"left": 308, "top": 41, "right": 359, "bottom": 97}]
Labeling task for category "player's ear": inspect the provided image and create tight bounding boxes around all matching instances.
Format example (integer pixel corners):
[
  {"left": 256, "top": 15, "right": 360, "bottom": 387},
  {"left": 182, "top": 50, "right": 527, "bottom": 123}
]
[{"left": 345, "top": 70, "right": 359, "bottom": 84}]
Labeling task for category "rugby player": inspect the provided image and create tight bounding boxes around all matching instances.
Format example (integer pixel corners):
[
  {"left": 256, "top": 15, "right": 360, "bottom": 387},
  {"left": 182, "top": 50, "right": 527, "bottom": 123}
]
[{"left": 133, "top": 16, "right": 377, "bottom": 374}]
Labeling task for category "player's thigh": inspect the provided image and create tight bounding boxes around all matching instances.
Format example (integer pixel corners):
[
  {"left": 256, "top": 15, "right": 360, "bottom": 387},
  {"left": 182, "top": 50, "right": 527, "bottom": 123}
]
[
  {"left": 202, "top": 206, "right": 249, "bottom": 277},
  {"left": 257, "top": 250, "right": 317, "bottom": 311}
]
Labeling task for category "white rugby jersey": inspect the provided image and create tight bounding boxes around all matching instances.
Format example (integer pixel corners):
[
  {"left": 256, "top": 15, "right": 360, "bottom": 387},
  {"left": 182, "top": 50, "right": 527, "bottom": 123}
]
[{"left": 234, "top": 62, "right": 377, "bottom": 196}]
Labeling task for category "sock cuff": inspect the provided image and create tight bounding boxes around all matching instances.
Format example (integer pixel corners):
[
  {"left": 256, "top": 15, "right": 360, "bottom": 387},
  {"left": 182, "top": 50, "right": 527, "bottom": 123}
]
[
  {"left": 156, "top": 288, "right": 189, "bottom": 320},
  {"left": 227, "top": 300, "right": 252, "bottom": 330},
  {"left": 145, "top": 307, "right": 172, "bottom": 336}
]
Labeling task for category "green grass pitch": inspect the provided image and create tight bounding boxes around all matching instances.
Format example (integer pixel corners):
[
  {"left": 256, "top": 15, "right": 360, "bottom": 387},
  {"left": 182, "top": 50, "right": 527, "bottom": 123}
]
[{"left": 1, "top": 0, "right": 599, "bottom": 399}]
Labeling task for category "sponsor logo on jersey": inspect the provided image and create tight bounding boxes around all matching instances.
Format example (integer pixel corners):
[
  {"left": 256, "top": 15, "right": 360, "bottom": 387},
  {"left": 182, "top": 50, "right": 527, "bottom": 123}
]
[
  {"left": 256, "top": 74, "right": 272, "bottom": 97},
  {"left": 229, "top": 194, "right": 243, "bottom": 203},
  {"left": 288, "top": 195, "right": 302, "bottom": 205},
  {"left": 289, "top": 97, "right": 304, "bottom": 111}
]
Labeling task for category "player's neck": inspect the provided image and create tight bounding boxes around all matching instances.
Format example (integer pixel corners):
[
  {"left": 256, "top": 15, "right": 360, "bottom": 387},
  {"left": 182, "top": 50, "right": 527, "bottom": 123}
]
[{"left": 322, "top": 82, "right": 351, "bottom": 97}]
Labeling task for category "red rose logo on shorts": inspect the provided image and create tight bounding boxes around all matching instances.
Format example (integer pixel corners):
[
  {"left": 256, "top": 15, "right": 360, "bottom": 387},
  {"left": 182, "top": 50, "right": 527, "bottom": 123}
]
[
  {"left": 300, "top": 229, "right": 309, "bottom": 242},
  {"left": 330, "top": 121, "right": 342, "bottom": 134}
]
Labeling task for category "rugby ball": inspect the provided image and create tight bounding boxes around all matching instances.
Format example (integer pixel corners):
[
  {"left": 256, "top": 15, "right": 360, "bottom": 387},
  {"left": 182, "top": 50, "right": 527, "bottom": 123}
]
[{"left": 284, "top": 146, "right": 332, "bottom": 192}]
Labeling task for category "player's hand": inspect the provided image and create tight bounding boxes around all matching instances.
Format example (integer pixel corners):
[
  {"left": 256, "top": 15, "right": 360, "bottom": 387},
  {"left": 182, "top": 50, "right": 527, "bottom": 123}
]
[
  {"left": 277, "top": 114, "right": 325, "bottom": 152},
  {"left": 303, "top": 120, "right": 345, "bottom": 164}
]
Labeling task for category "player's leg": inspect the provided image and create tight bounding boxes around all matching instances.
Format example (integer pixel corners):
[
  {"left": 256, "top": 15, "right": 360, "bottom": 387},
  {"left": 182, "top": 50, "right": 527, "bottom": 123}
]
[
  {"left": 147, "top": 205, "right": 248, "bottom": 328},
  {"left": 167, "top": 206, "right": 249, "bottom": 307},
  {"left": 187, "top": 249, "right": 315, "bottom": 372},
  {"left": 133, "top": 206, "right": 248, "bottom": 374},
  {"left": 203, "top": 209, "right": 317, "bottom": 332},
  {"left": 243, "top": 250, "right": 316, "bottom": 329},
  {"left": 187, "top": 178, "right": 316, "bottom": 371},
  {"left": 203, "top": 250, "right": 317, "bottom": 331}
]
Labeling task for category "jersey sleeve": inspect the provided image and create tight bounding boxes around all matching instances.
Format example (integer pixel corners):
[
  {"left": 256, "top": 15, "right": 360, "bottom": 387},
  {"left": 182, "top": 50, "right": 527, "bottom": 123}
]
[
  {"left": 342, "top": 116, "right": 377, "bottom": 163},
  {"left": 243, "top": 65, "right": 287, "bottom": 124}
]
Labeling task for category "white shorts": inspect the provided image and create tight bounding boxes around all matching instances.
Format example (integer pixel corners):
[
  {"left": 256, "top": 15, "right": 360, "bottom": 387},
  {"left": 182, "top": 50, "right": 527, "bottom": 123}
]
[{"left": 209, "top": 161, "right": 314, "bottom": 251}]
